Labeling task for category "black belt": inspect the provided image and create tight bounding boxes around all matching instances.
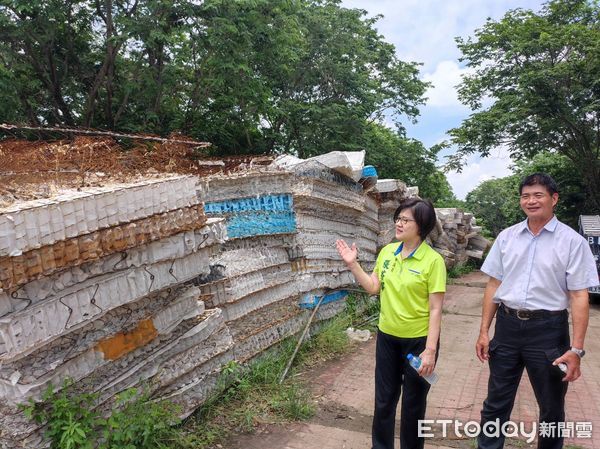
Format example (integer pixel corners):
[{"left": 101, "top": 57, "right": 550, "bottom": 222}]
[{"left": 501, "top": 303, "right": 566, "bottom": 320}]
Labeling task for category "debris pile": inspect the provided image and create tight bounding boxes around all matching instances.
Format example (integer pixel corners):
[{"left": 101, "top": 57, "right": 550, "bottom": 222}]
[
  {"left": 0, "top": 136, "right": 491, "bottom": 446},
  {"left": 0, "top": 136, "right": 273, "bottom": 209},
  {"left": 429, "top": 208, "right": 491, "bottom": 267},
  {"left": 0, "top": 176, "right": 229, "bottom": 447}
]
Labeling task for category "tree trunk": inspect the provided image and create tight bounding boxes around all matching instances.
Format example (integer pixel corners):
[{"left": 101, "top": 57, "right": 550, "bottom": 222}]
[
  {"left": 46, "top": 46, "right": 75, "bottom": 125},
  {"left": 104, "top": 0, "right": 115, "bottom": 128},
  {"left": 568, "top": 149, "right": 600, "bottom": 214},
  {"left": 583, "top": 164, "right": 600, "bottom": 213},
  {"left": 84, "top": 0, "right": 122, "bottom": 127}
]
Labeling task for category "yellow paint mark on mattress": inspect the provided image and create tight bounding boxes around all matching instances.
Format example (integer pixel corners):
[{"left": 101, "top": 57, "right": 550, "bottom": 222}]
[{"left": 96, "top": 319, "right": 158, "bottom": 360}]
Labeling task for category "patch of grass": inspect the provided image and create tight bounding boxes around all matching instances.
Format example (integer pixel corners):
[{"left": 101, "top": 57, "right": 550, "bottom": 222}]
[
  {"left": 269, "top": 383, "right": 315, "bottom": 420},
  {"left": 27, "top": 292, "right": 378, "bottom": 449},
  {"left": 344, "top": 291, "right": 380, "bottom": 332},
  {"left": 447, "top": 260, "right": 478, "bottom": 279},
  {"left": 23, "top": 382, "right": 188, "bottom": 449},
  {"left": 183, "top": 291, "right": 378, "bottom": 448},
  {"left": 182, "top": 341, "right": 317, "bottom": 448},
  {"left": 298, "top": 314, "right": 351, "bottom": 366}
]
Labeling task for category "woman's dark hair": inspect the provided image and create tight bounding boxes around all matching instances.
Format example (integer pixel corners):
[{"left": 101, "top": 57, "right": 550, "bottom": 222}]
[
  {"left": 519, "top": 173, "right": 559, "bottom": 196},
  {"left": 393, "top": 198, "right": 437, "bottom": 239}
]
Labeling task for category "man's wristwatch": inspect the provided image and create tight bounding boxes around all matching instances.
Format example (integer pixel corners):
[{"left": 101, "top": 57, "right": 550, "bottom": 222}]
[{"left": 570, "top": 347, "right": 586, "bottom": 358}]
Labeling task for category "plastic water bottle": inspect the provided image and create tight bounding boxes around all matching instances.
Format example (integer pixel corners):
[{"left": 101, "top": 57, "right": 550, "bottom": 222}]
[
  {"left": 407, "top": 353, "right": 439, "bottom": 385},
  {"left": 558, "top": 362, "right": 568, "bottom": 374}
]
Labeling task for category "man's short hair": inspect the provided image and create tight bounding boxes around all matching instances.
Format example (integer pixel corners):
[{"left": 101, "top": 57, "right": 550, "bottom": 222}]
[
  {"left": 393, "top": 198, "right": 437, "bottom": 239},
  {"left": 519, "top": 173, "right": 559, "bottom": 196}
]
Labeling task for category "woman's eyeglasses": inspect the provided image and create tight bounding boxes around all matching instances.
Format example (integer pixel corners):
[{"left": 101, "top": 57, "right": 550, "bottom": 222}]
[{"left": 394, "top": 216, "right": 415, "bottom": 225}]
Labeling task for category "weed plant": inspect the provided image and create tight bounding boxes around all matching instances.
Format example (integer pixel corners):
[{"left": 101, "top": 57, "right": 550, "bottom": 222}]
[{"left": 23, "top": 292, "right": 378, "bottom": 449}]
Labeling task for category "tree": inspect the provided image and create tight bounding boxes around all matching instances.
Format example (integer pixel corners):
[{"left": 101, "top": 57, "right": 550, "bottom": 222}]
[
  {"left": 0, "top": 0, "right": 195, "bottom": 133},
  {"left": 180, "top": 0, "right": 428, "bottom": 156},
  {"left": 362, "top": 123, "right": 458, "bottom": 204},
  {"left": 0, "top": 0, "right": 96, "bottom": 125},
  {"left": 514, "top": 151, "right": 587, "bottom": 228},
  {"left": 449, "top": 0, "right": 600, "bottom": 212},
  {"left": 465, "top": 151, "right": 587, "bottom": 236},
  {"left": 465, "top": 176, "right": 521, "bottom": 237},
  {"left": 0, "top": 0, "right": 429, "bottom": 158}
]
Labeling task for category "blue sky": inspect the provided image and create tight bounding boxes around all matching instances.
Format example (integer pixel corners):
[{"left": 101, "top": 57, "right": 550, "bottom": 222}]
[{"left": 341, "top": 0, "right": 546, "bottom": 199}]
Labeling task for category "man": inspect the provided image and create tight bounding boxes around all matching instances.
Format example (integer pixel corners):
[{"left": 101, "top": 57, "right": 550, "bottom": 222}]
[{"left": 476, "top": 173, "right": 599, "bottom": 449}]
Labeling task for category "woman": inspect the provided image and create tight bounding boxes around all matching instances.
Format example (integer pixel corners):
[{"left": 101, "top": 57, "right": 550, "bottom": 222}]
[{"left": 336, "top": 198, "right": 446, "bottom": 449}]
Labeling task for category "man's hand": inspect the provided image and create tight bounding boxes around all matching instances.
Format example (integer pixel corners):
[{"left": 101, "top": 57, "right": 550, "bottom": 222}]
[
  {"left": 553, "top": 350, "right": 582, "bottom": 382},
  {"left": 477, "top": 277, "right": 500, "bottom": 363},
  {"left": 476, "top": 332, "right": 490, "bottom": 362},
  {"left": 418, "top": 348, "right": 436, "bottom": 377}
]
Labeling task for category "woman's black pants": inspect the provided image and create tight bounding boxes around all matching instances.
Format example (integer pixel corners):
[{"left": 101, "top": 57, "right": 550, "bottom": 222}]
[{"left": 372, "top": 329, "right": 435, "bottom": 449}]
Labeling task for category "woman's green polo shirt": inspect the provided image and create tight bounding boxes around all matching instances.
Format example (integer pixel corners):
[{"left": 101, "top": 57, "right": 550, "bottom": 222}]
[{"left": 375, "top": 241, "right": 447, "bottom": 338}]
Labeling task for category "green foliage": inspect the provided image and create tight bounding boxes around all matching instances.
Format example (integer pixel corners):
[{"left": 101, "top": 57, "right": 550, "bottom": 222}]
[
  {"left": 447, "top": 260, "right": 479, "bottom": 279},
  {"left": 0, "top": 0, "right": 428, "bottom": 158},
  {"left": 22, "top": 381, "right": 100, "bottom": 449},
  {"left": 300, "top": 313, "right": 351, "bottom": 362},
  {"left": 465, "top": 151, "right": 587, "bottom": 235},
  {"left": 362, "top": 123, "right": 457, "bottom": 204},
  {"left": 436, "top": 197, "right": 467, "bottom": 209},
  {"left": 22, "top": 381, "right": 184, "bottom": 449},
  {"left": 465, "top": 175, "right": 521, "bottom": 237},
  {"left": 102, "top": 389, "right": 182, "bottom": 449},
  {"left": 449, "top": 0, "right": 600, "bottom": 212},
  {"left": 176, "top": 0, "right": 429, "bottom": 156}
]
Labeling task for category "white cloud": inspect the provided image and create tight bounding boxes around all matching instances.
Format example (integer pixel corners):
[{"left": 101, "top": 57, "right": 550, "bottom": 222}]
[
  {"left": 446, "top": 146, "right": 514, "bottom": 199},
  {"left": 342, "top": 0, "right": 546, "bottom": 72},
  {"left": 422, "top": 60, "right": 473, "bottom": 110},
  {"left": 339, "top": 0, "right": 546, "bottom": 196}
]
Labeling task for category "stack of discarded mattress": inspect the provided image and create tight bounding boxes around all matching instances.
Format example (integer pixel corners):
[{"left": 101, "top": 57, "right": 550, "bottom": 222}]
[
  {"left": 197, "top": 165, "right": 359, "bottom": 364},
  {"left": 0, "top": 176, "right": 230, "bottom": 447},
  {"left": 198, "top": 170, "right": 302, "bottom": 362},
  {"left": 289, "top": 160, "right": 373, "bottom": 311},
  {"left": 429, "top": 208, "right": 490, "bottom": 267},
  {"left": 280, "top": 151, "right": 379, "bottom": 316}
]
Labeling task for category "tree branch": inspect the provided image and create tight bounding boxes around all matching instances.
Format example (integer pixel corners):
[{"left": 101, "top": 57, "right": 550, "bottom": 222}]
[{"left": 0, "top": 124, "right": 211, "bottom": 147}]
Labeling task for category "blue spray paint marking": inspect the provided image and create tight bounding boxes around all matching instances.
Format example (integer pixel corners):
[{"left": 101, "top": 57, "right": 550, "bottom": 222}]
[
  {"left": 299, "top": 290, "right": 349, "bottom": 309},
  {"left": 204, "top": 194, "right": 293, "bottom": 214},
  {"left": 205, "top": 194, "right": 296, "bottom": 238},
  {"left": 226, "top": 211, "right": 296, "bottom": 238}
]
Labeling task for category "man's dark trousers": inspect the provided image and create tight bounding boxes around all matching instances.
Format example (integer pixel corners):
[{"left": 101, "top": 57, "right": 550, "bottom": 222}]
[
  {"left": 372, "top": 330, "right": 435, "bottom": 449},
  {"left": 478, "top": 306, "right": 570, "bottom": 449}
]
